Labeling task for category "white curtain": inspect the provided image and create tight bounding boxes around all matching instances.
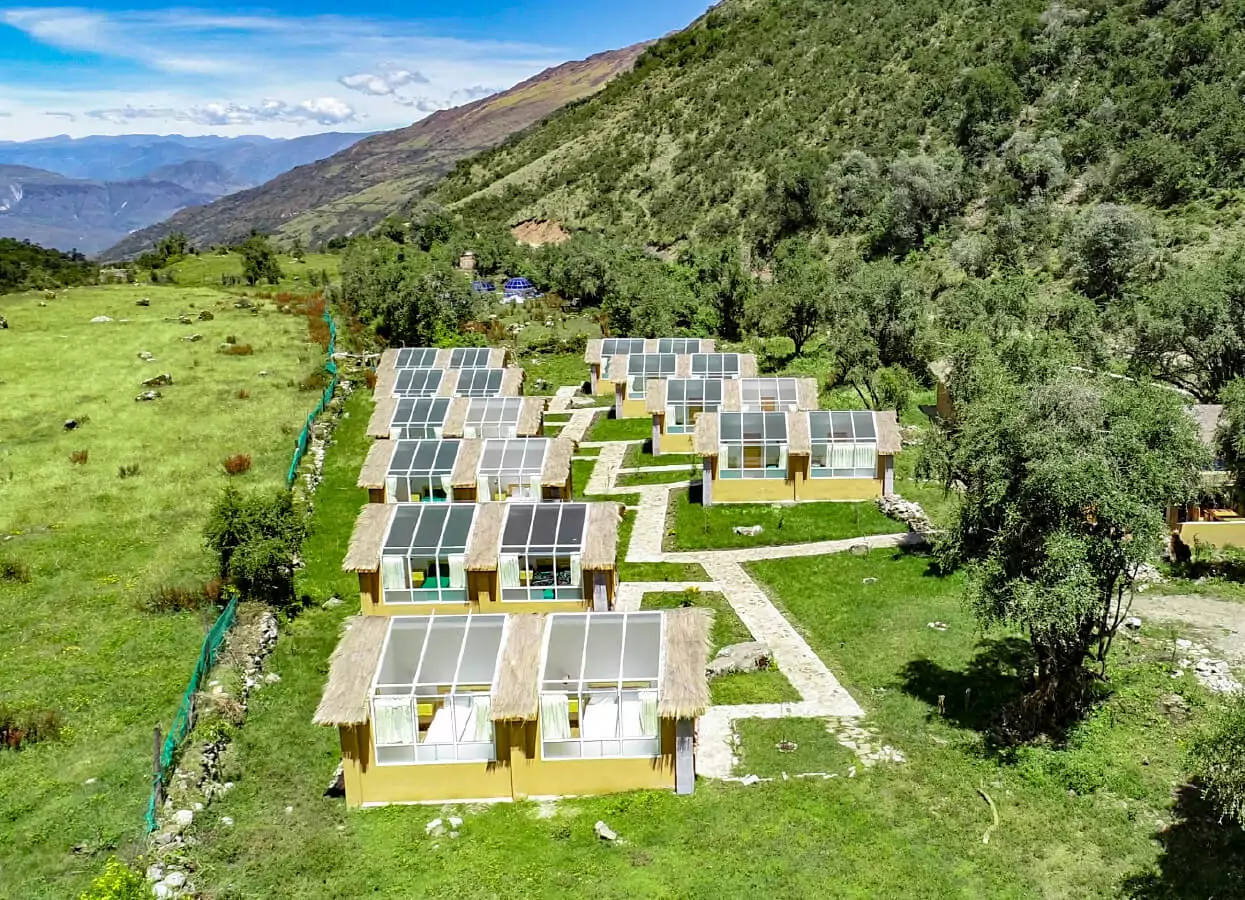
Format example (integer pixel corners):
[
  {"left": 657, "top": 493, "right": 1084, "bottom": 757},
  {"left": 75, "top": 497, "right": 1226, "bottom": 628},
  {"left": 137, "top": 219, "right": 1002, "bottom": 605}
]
[
  {"left": 476, "top": 475, "right": 491, "bottom": 502},
  {"left": 666, "top": 405, "right": 677, "bottom": 427},
  {"left": 540, "top": 692, "right": 571, "bottom": 740},
  {"left": 854, "top": 442, "right": 877, "bottom": 471},
  {"left": 471, "top": 694, "right": 493, "bottom": 742},
  {"left": 380, "top": 556, "right": 408, "bottom": 591},
  {"left": 440, "top": 474, "right": 454, "bottom": 496},
  {"left": 432, "top": 426, "right": 443, "bottom": 439},
  {"left": 389, "top": 428, "right": 401, "bottom": 441},
  {"left": 831, "top": 443, "right": 854, "bottom": 469},
  {"left": 639, "top": 690, "right": 659, "bottom": 738},
  {"left": 373, "top": 696, "right": 414, "bottom": 745},
  {"left": 448, "top": 553, "right": 466, "bottom": 589},
  {"left": 529, "top": 475, "right": 543, "bottom": 500},
  {"left": 569, "top": 553, "right": 582, "bottom": 587},
  {"left": 499, "top": 553, "right": 521, "bottom": 588},
  {"left": 778, "top": 446, "right": 789, "bottom": 471},
  {"left": 384, "top": 475, "right": 398, "bottom": 502}
]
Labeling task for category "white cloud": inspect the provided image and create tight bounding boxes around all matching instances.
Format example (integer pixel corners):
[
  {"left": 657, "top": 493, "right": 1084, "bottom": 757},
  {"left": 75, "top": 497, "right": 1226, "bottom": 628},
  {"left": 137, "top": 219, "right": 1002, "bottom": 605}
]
[
  {"left": 396, "top": 85, "right": 499, "bottom": 112},
  {"left": 44, "top": 111, "right": 76, "bottom": 121},
  {"left": 85, "top": 98, "right": 359, "bottom": 127},
  {"left": 339, "top": 68, "right": 428, "bottom": 96},
  {"left": 0, "top": 112, "right": 11, "bottom": 118}
]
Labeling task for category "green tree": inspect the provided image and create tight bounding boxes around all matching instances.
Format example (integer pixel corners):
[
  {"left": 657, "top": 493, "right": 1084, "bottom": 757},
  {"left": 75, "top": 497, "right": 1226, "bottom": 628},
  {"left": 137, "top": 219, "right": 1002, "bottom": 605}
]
[
  {"left": 1190, "top": 694, "right": 1245, "bottom": 826},
  {"left": 1064, "top": 203, "right": 1152, "bottom": 300},
  {"left": 870, "top": 154, "right": 964, "bottom": 257},
  {"left": 758, "top": 239, "right": 831, "bottom": 355},
  {"left": 931, "top": 373, "right": 1205, "bottom": 737},
  {"left": 239, "top": 233, "right": 283, "bottom": 286},
  {"left": 683, "top": 241, "right": 753, "bottom": 341},
  {"left": 1218, "top": 378, "right": 1245, "bottom": 509},
  {"left": 956, "top": 64, "right": 1022, "bottom": 153},
  {"left": 204, "top": 486, "right": 307, "bottom": 609},
  {"left": 1132, "top": 253, "right": 1245, "bottom": 400}
]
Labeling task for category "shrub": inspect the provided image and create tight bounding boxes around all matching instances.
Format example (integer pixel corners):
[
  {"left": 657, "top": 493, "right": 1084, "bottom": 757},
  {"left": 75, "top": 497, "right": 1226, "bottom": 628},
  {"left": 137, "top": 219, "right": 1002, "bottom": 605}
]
[
  {"left": 144, "top": 583, "right": 211, "bottom": 613},
  {"left": 235, "top": 389, "right": 250, "bottom": 400},
  {"left": 299, "top": 369, "right": 329, "bottom": 392},
  {"left": 0, "top": 556, "right": 31, "bottom": 583},
  {"left": 69, "top": 449, "right": 88, "bottom": 465},
  {"left": 1190, "top": 693, "right": 1245, "bottom": 824},
  {"left": 117, "top": 463, "right": 140, "bottom": 479},
  {"left": 224, "top": 334, "right": 238, "bottom": 344},
  {"left": 223, "top": 344, "right": 254, "bottom": 356},
  {"left": 222, "top": 453, "right": 252, "bottom": 476},
  {"left": 77, "top": 857, "right": 147, "bottom": 900},
  {"left": 204, "top": 486, "right": 308, "bottom": 608},
  {"left": 0, "top": 704, "right": 63, "bottom": 750},
  {"left": 363, "top": 370, "right": 378, "bottom": 390},
  {"left": 1064, "top": 203, "right": 1153, "bottom": 299}
]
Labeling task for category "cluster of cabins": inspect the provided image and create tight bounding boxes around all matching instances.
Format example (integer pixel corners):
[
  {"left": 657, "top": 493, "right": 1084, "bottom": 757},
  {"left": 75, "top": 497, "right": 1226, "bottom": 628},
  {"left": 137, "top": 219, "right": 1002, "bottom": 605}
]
[{"left": 317, "top": 346, "right": 712, "bottom": 807}]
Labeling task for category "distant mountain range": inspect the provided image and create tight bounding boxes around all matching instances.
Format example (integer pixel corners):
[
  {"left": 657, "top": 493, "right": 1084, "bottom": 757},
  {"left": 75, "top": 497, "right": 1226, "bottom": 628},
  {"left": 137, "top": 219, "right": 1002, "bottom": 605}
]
[
  {"left": 0, "top": 132, "right": 370, "bottom": 254},
  {"left": 106, "top": 43, "right": 651, "bottom": 259}
]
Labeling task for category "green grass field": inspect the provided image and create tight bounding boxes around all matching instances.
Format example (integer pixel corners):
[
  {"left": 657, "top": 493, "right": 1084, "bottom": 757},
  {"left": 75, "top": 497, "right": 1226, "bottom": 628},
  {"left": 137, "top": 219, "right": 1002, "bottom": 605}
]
[
  {"left": 0, "top": 283, "right": 325, "bottom": 898},
  {"left": 585, "top": 415, "right": 651, "bottom": 442},
  {"left": 158, "top": 251, "right": 339, "bottom": 291},
  {"left": 666, "top": 488, "right": 899, "bottom": 551}
]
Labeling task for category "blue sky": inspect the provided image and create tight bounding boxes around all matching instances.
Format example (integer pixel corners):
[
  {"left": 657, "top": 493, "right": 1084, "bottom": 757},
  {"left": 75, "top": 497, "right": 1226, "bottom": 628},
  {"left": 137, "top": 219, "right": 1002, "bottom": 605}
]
[{"left": 0, "top": 2, "right": 712, "bottom": 140}]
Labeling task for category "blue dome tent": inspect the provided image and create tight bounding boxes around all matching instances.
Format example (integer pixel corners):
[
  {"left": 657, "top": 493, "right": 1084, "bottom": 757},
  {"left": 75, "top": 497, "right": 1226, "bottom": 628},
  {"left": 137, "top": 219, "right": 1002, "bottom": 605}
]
[
  {"left": 471, "top": 281, "right": 496, "bottom": 293},
  {"left": 503, "top": 277, "right": 535, "bottom": 293}
]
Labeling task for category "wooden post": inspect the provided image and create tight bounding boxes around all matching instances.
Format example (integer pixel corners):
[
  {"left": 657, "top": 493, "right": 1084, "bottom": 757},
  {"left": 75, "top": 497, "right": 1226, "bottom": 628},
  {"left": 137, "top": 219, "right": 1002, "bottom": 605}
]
[{"left": 152, "top": 726, "right": 164, "bottom": 809}]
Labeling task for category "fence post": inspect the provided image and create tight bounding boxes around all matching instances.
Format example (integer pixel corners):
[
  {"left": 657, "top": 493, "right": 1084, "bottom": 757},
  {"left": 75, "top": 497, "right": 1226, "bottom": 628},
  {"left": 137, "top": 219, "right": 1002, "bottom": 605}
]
[{"left": 152, "top": 725, "right": 164, "bottom": 810}]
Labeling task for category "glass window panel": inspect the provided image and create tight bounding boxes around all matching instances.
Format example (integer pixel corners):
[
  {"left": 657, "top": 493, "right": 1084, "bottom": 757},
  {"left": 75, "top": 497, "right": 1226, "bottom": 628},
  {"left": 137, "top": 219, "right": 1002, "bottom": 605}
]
[
  {"left": 457, "top": 619, "right": 506, "bottom": 684},
  {"left": 556, "top": 505, "right": 587, "bottom": 548},
  {"left": 852, "top": 411, "right": 877, "bottom": 439},
  {"left": 741, "top": 413, "right": 764, "bottom": 441},
  {"left": 766, "top": 412, "right": 787, "bottom": 441},
  {"left": 621, "top": 615, "right": 662, "bottom": 679},
  {"left": 530, "top": 505, "right": 561, "bottom": 549},
  {"left": 543, "top": 616, "right": 588, "bottom": 685},
  {"left": 415, "top": 619, "right": 467, "bottom": 684},
  {"left": 720, "top": 414, "right": 741, "bottom": 441},
  {"left": 830, "top": 411, "right": 853, "bottom": 440},
  {"left": 396, "top": 348, "right": 438, "bottom": 369},
  {"left": 583, "top": 618, "right": 625, "bottom": 680},
  {"left": 385, "top": 508, "right": 419, "bottom": 551},
  {"left": 412, "top": 506, "right": 449, "bottom": 551},
  {"left": 441, "top": 506, "right": 475, "bottom": 552}
]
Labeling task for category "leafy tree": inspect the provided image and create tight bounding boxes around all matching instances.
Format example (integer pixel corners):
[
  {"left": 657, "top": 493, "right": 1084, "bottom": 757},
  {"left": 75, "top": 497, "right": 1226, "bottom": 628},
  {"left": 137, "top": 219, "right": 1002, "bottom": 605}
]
[
  {"left": 239, "top": 233, "right": 283, "bottom": 286},
  {"left": 956, "top": 65, "right": 1022, "bottom": 153},
  {"left": 1218, "top": 378, "right": 1245, "bottom": 509},
  {"left": 932, "top": 373, "right": 1205, "bottom": 738},
  {"left": 871, "top": 154, "right": 964, "bottom": 257},
  {"left": 0, "top": 238, "right": 94, "bottom": 293},
  {"left": 1064, "top": 203, "right": 1152, "bottom": 299},
  {"left": 1190, "top": 694, "right": 1245, "bottom": 826},
  {"left": 824, "top": 151, "right": 883, "bottom": 235},
  {"left": 683, "top": 241, "right": 753, "bottom": 341},
  {"left": 998, "top": 131, "right": 1067, "bottom": 200},
  {"left": 204, "top": 486, "right": 307, "bottom": 609},
  {"left": 757, "top": 239, "right": 832, "bottom": 355},
  {"left": 1132, "top": 253, "right": 1245, "bottom": 400}
]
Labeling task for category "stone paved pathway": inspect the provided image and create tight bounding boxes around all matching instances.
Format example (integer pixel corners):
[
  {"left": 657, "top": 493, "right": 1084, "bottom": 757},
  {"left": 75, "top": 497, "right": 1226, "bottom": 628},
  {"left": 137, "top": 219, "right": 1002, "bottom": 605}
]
[
  {"left": 546, "top": 386, "right": 578, "bottom": 413},
  {"left": 558, "top": 407, "right": 599, "bottom": 445},
  {"left": 583, "top": 442, "right": 628, "bottom": 495}
]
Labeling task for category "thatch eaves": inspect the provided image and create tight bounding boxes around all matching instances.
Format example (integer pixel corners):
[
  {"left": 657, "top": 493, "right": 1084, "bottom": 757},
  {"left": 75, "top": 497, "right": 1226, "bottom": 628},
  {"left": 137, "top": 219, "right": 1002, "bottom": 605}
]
[
  {"left": 313, "top": 616, "right": 389, "bottom": 726},
  {"left": 357, "top": 440, "right": 395, "bottom": 490},
  {"left": 581, "top": 502, "right": 621, "bottom": 571},
  {"left": 796, "top": 378, "right": 819, "bottom": 411},
  {"left": 500, "top": 367, "right": 525, "bottom": 397},
  {"left": 787, "top": 410, "right": 811, "bottom": 457},
  {"left": 450, "top": 439, "right": 482, "bottom": 489},
  {"left": 343, "top": 504, "right": 396, "bottom": 573},
  {"left": 517, "top": 397, "right": 545, "bottom": 436},
  {"left": 694, "top": 412, "right": 720, "bottom": 456},
  {"left": 875, "top": 410, "right": 903, "bottom": 456},
  {"left": 541, "top": 438, "right": 574, "bottom": 487},
  {"left": 368, "top": 398, "right": 397, "bottom": 439},
  {"left": 646, "top": 379, "right": 668, "bottom": 415},
  {"left": 465, "top": 503, "right": 506, "bottom": 571},
  {"left": 492, "top": 614, "right": 545, "bottom": 720},
  {"left": 658, "top": 607, "right": 712, "bottom": 718}
]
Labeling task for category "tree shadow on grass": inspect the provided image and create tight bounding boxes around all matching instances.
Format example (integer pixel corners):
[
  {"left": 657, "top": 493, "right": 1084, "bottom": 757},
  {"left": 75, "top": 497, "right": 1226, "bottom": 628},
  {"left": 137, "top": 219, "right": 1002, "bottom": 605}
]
[
  {"left": 899, "top": 637, "right": 1036, "bottom": 736},
  {"left": 1121, "top": 783, "right": 1245, "bottom": 899}
]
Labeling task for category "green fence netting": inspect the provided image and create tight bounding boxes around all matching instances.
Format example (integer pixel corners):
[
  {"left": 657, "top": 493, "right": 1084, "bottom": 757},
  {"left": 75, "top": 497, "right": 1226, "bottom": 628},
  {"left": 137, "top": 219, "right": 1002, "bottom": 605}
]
[
  {"left": 145, "top": 305, "right": 339, "bottom": 833},
  {"left": 287, "top": 310, "right": 338, "bottom": 487},
  {"left": 145, "top": 589, "right": 239, "bottom": 832}
]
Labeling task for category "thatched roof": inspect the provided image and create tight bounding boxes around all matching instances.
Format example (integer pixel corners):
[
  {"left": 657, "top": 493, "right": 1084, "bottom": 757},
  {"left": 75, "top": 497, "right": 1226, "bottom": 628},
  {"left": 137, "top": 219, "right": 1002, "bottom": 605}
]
[
  {"left": 658, "top": 607, "right": 712, "bottom": 718},
  {"left": 675, "top": 355, "right": 692, "bottom": 377},
  {"left": 585, "top": 339, "right": 604, "bottom": 365},
  {"left": 373, "top": 365, "right": 397, "bottom": 400},
  {"left": 517, "top": 397, "right": 545, "bottom": 436},
  {"left": 646, "top": 379, "right": 668, "bottom": 414},
  {"left": 357, "top": 440, "right": 395, "bottom": 490},
  {"left": 313, "top": 616, "right": 390, "bottom": 726},
  {"left": 442, "top": 397, "right": 470, "bottom": 437},
  {"left": 929, "top": 358, "right": 953, "bottom": 383},
  {"left": 343, "top": 504, "right": 396, "bottom": 572},
  {"left": 739, "top": 354, "right": 759, "bottom": 377},
  {"left": 694, "top": 412, "right": 720, "bottom": 456},
  {"left": 644, "top": 339, "right": 661, "bottom": 353},
  {"left": 377, "top": 348, "right": 398, "bottom": 380},
  {"left": 581, "top": 502, "right": 621, "bottom": 570},
  {"left": 787, "top": 409, "right": 811, "bottom": 456},
  {"left": 796, "top": 378, "right": 819, "bottom": 411},
  {"left": 368, "top": 398, "right": 397, "bottom": 438},
  {"left": 437, "top": 369, "right": 461, "bottom": 398},
  {"left": 876, "top": 410, "right": 903, "bottom": 455},
  {"left": 501, "top": 367, "right": 525, "bottom": 397},
  {"left": 541, "top": 438, "right": 574, "bottom": 487},
  {"left": 721, "top": 379, "right": 742, "bottom": 411},
  {"left": 609, "top": 355, "right": 627, "bottom": 385},
  {"left": 465, "top": 503, "right": 506, "bottom": 571},
  {"left": 492, "top": 614, "right": 545, "bottom": 720},
  {"left": 1192, "top": 404, "right": 1224, "bottom": 450},
  {"left": 450, "top": 439, "right": 482, "bottom": 489}
]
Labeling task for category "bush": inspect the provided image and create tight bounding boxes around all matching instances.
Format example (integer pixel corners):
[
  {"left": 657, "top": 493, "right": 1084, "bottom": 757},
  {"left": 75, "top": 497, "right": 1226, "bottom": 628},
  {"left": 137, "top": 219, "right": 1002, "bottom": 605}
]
[
  {"left": 0, "top": 704, "right": 63, "bottom": 750},
  {"left": 78, "top": 858, "right": 147, "bottom": 900},
  {"left": 0, "top": 556, "right": 31, "bottom": 583},
  {"left": 224, "top": 334, "right": 238, "bottom": 344},
  {"left": 363, "top": 370, "right": 378, "bottom": 390},
  {"left": 223, "top": 344, "right": 254, "bottom": 356},
  {"left": 299, "top": 369, "right": 329, "bottom": 392},
  {"left": 69, "top": 449, "right": 88, "bottom": 465},
  {"left": 235, "top": 389, "right": 250, "bottom": 400},
  {"left": 1064, "top": 203, "right": 1153, "bottom": 299},
  {"left": 144, "top": 582, "right": 215, "bottom": 613},
  {"left": 204, "top": 486, "right": 307, "bottom": 608},
  {"left": 1191, "top": 693, "right": 1245, "bottom": 824},
  {"left": 222, "top": 453, "right": 252, "bottom": 476},
  {"left": 117, "top": 463, "right": 140, "bottom": 479}
]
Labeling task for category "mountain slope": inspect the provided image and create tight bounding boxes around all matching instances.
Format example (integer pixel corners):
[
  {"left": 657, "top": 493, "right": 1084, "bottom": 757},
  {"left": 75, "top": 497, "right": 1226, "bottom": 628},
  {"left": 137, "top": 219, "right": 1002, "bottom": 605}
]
[
  {"left": 0, "top": 132, "right": 370, "bottom": 185},
  {"left": 0, "top": 164, "right": 215, "bottom": 254},
  {"left": 427, "top": 0, "right": 1245, "bottom": 251},
  {"left": 105, "top": 42, "right": 651, "bottom": 258}
]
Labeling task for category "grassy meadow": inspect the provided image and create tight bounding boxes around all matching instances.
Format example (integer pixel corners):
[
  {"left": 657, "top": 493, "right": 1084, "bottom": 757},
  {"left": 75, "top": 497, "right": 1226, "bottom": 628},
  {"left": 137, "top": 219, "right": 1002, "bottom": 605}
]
[
  {"left": 0, "top": 283, "right": 326, "bottom": 898},
  {"left": 157, "top": 251, "right": 339, "bottom": 291}
]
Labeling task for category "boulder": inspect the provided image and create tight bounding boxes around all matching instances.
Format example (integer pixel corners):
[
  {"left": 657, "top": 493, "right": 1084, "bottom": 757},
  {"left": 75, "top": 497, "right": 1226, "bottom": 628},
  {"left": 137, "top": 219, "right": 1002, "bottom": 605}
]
[
  {"left": 1123, "top": 616, "right": 1142, "bottom": 630},
  {"left": 63, "top": 419, "right": 79, "bottom": 431},
  {"left": 594, "top": 820, "right": 617, "bottom": 841},
  {"left": 0, "top": 315, "right": 7, "bottom": 329},
  {"left": 178, "top": 314, "right": 192, "bottom": 325},
  {"left": 90, "top": 315, "right": 113, "bottom": 323},
  {"left": 135, "top": 390, "right": 162, "bottom": 402},
  {"left": 197, "top": 310, "right": 215, "bottom": 321},
  {"left": 706, "top": 641, "right": 772, "bottom": 677},
  {"left": 137, "top": 351, "right": 155, "bottom": 361},
  {"left": 173, "top": 809, "right": 193, "bottom": 830},
  {"left": 182, "top": 333, "right": 202, "bottom": 343},
  {"left": 162, "top": 871, "right": 187, "bottom": 889},
  {"left": 143, "top": 373, "right": 174, "bottom": 388},
  {"left": 136, "top": 298, "right": 150, "bottom": 307},
  {"left": 732, "top": 524, "right": 764, "bottom": 537}
]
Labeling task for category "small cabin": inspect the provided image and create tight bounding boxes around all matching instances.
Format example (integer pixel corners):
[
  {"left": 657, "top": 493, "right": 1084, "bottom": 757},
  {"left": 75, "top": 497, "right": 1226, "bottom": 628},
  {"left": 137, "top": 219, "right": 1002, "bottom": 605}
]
[
  {"left": 584, "top": 338, "right": 715, "bottom": 396},
  {"left": 1170, "top": 404, "right": 1245, "bottom": 553},
  {"left": 693, "top": 409, "right": 902, "bottom": 505},
  {"left": 313, "top": 608, "right": 711, "bottom": 807},
  {"left": 610, "top": 352, "right": 757, "bottom": 419},
  {"left": 368, "top": 396, "right": 545, "bottom": 442},
  {"left": 375, "top": 366, "right": 525, "bottom": 401},
  {"left": 647, "top": 377, "right": 819, "bottom": 455},
  {"left": 344, "top": 501, "right": 621, "bottom": 615},
  {"left": 357, "top": 437, "right": 575, "bottom": 504}
]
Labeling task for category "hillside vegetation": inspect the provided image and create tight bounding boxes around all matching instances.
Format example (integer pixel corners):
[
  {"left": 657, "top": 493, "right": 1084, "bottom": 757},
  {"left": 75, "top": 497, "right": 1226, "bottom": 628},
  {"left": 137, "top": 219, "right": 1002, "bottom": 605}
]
[{"left": 0, "top": 237, "right": 96, "bottom": 293}]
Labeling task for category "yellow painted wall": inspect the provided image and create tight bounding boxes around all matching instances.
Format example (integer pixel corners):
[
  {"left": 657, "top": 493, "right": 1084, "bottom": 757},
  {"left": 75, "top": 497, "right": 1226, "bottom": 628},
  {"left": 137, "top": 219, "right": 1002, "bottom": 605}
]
[
  {"left": 795, "top": 475, "right": 883, "bottom": 501},
  {"left": 506, "top": 719, "right": 677, "bottom": 798},
  {"left": 619, "top": 397, "right": 648, "bottom": 420},
  {"left": 1176, "top": 521, "right": 1245, "bottom": 550},
  {"left": 594, "top": 367, "right": 617, "bottom": 396},
  {"left": 361, "top": 562, "right": 614, "bottom": 616},
  {"left": 339, "top": 723, "right": 514, "bottom": 807},
  {"left": 658, "top": 430, "right": 695, "bottom": 454},
  {"left": 712, "top": 476, "right": 797, "bottom": 503}
]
